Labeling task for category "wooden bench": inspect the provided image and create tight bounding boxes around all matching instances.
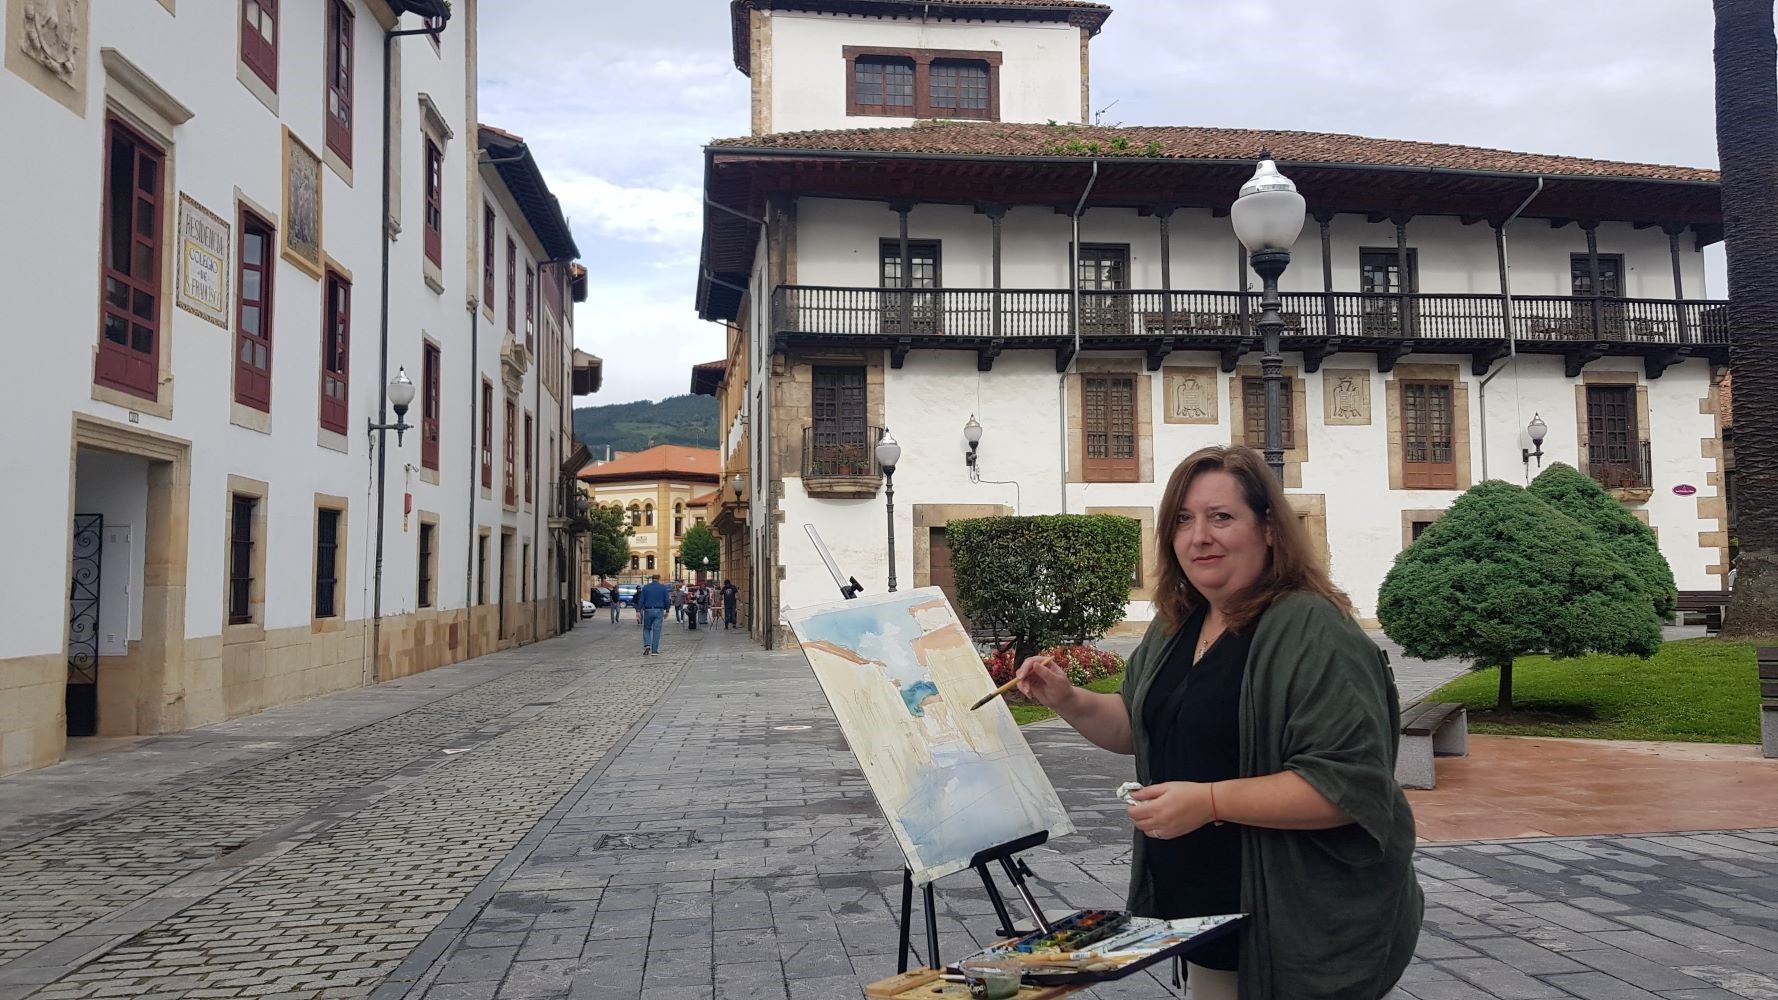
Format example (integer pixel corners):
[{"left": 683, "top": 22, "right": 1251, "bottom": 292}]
[
  {"left": 1676, "top": 589, "right": 1731, "bottom": 634},
  {"left": 1395, "top": 700, "right": 1468, "bottom": 790}
]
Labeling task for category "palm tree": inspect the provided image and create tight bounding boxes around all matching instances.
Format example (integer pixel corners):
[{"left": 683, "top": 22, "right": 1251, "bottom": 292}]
[{"left": 1714, "top": 0, "right": 1778, "bottom": 639}]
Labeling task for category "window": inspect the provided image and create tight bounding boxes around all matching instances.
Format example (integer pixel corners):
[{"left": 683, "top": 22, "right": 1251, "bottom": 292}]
[
  {"left": 525, "top": 264, "right": 535, "bottom": 351},
  {"left": 522, "top": 545, "right": 530, "bottom": 602},
  {"left": 1400, "top": 381, "right": 1457, "bottom": 489},
  {"left": 320, "top": 271, "right": 351, "bottom": 434},
  {"left": 1083, "top": 374, "right": 1139, "bottom": 482},
  {"left": 1586, "top": 385, "right": 1646, "bottom": 489},
  {"left": 1078, "top": 243, "right": 1130, "bottom": 335},
  {"left": 424, "top": 138, "right": 443, "bottom": 265},
  {"left": 240, "top": 0, "right": 277, "bottom": 91},
  {"left": 477, "top": 534, "right": 488, "bottom": 604},
  {"left": 1571, "top": 253, "right": 1626, "bottom": 333},
  {"left": 1359, "top": 248, "right": 1418, "bottom": 333},
  {"left": 523, "top": 411, "right": 533, "bottom": 504},
  {"left": 229, "top": 494, "right": 257, "bottom": 624},
  {"left": 482, "top": 206, "right": 496, "bottom": 307},
  {"left": 506, "top": 238, "right": 517, "bottom": 334},
  {"left": 644, "top": 503, "right": 654, "bottom": 527},
  {"left": 1240, "top": 377, "right": 1296, "bottom": 451},
  {"left": 646, "top": 554, "right": 656, "bottom": 572},
  {"left": 629, "top": 504, "right": 642, "bottom": 527},
  {"left": 480, "top": 379, "right": 493, "bottom": 488},
  {"left": 878, "top": 240, "right": 941, "bottom": 335},
  {"left": 421, "top": 343, "right": 441, "bottom": 470},
  {"left": 811, "top": 366, "right": 869, "bottom": 475},
  {"left": 315, "top": 507, "right": 341, "bottom": 618},
  {"left": 325, "top": 0, "right": 353, "bottom": 163},
  {"left": 846, "top": 47, "right": 1000, "bottom": 120},
  {"left": 97, "top": 117, "right": 165, "bottom": 399},
  {"left": 418, "top": 521, "right": 434, "bottom": 608},
  {"left": 504, "top": 400, "right": 517, "bottom": 506},
  {"left": 630, "top": 554, "right": 640, "bottom": 572},
  {"left": 674, "top": 503, "right": 683, "bottom": 538},
  {"left": 234, "top": 210, "right": 275, "bottom": 410},
  {"left": 1410, "top": 519, "right": 1436, "bottom": 542}
]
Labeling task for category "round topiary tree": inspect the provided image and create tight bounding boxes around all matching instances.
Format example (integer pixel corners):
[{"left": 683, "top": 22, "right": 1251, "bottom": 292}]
[
  {"left": 1378, "top": 480, "right": 1662, "bottom": 711},
  {"left": 1529, "top": 462, "right": 1678, "bottom": 622},
  {"left": 948, "top": 514, "right": 1141, "bottom": 667},
  {"left": 678, "top": 522, "right": 720, "bottom": 578}
]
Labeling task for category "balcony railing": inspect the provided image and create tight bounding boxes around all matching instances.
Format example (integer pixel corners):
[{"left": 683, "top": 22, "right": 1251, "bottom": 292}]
[
  {"left": 802, "top": 425, "right": 885, "bottom": 479},
  {"left": 1589, "top": 439, "right": 1654, "bottom": 491},
  {"left": 773, "top": 286, "right": 1728, "bottom": 346}
]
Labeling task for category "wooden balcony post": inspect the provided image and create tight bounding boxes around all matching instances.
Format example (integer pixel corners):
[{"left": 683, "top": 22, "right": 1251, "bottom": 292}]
[
  {"left": 1585, "top": 222, "right": 1604, "bottom": 340},
  {"left": 1395, "top": 217, "right": 1414, "bottom": 338},
  {"left": 1667, "top": 225, "right": 1691, "bottom": 343},
  {"left": 890, "top": 199, "right": 914, "bottom": 336},
  {"left": 1235, "top": 237, "right": 1252, "bottom": 338},
  {"left": 1316, "top": 210, "right": 1335, "bottom": 338},
  {"left": 1157, "top": 206, "right": 1176, "bottom": 339},
  {"left": 981, "top": 203, "right": 1007, "bottom": 340}
]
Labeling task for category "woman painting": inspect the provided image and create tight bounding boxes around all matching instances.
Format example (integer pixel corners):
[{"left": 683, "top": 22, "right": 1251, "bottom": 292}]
[{"left": 1015, "top": 445, "right": 1421, "bottom": 1000}]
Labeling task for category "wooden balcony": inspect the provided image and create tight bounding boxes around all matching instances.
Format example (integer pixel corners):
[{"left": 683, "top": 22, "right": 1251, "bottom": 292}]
[{"left": 771, "top": 285, "right": 1729, "bottom": 378}]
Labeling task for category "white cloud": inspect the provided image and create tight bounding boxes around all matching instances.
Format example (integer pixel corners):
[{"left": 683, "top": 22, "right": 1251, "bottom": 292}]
[{"left": 550, "top": 173, "right": 703, "bottom": 251}]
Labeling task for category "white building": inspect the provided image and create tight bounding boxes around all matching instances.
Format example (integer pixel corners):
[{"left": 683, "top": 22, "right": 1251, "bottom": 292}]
[
  {"left": 0, "top": 0, "right": 594, "bottom": 776},
  {"left": 699, "top": 0, "right": 1732, "bottom": 646}
]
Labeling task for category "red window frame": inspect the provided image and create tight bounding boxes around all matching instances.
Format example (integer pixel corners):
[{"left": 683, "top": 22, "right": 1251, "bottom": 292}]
[
  {"left": 320, "top": 271, "right": 351, "bottom": 434},
  {"left": 504, "top": 399, "right": 517, "bottom": 507},
  {"left": 523, "top": 412, "right": 534, "bottom": 504},
  {"left": 505, "top": 238, "right": 517, "bottom": 334},
  {"left": 234, "top": 210, "right": 275, "bottom": 410},
  {"left": 240, "top": 0, "right": 278, "bottom": 92},
  {"left": 480, "top": 379, "right": 493, "bottom": 489},
  {"left": 482, "top": 204, "right": 495, "bottom": 306},
  {"left": 325, "top": 0, "right": 353, "bottom": 164},
  {"left": 96, "top": 116, "right": 165, "bottom": 400},
  {"left": 525, "top": 264, "right": 535, "bottom": 351},
  {"left": 420, "top": 342, "right": 441, "bottom": 470},
  {"left": 424, "top": 138, "right": 443, "bottom": 265}
]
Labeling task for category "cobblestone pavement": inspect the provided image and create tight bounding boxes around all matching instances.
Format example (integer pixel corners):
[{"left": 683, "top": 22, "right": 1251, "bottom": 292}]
[
  {"left": 0, "top": 620, "right": 687, "bottom": 1000},
  {"left": 387, "top": 630, "right": 1778, "bottom": 1000}
]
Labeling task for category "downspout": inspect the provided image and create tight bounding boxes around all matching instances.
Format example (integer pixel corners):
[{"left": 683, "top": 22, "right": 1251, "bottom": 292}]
[
  {"left": 1477, "top": 176, "right": 1544, "bottom": 481},
  {"left": 1059, "top": 160, "right": 1100, "bottom": 513},
  {"left": 372, "top": 14, "right": 447, "bottom": 684},
  {"left": 465, "top": 298, "right": 477, "bottom": 609}
]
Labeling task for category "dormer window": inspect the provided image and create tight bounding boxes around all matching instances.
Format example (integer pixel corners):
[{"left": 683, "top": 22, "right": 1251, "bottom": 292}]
[{"left": 845, "top": 47, "right": 1001, "bottom": 121}]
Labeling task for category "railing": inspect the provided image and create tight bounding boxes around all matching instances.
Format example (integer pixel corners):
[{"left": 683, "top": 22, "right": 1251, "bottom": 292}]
[
  {"left": 802, "top": 424, "right": 885, "bottom": 479},
  {"left": 1589, "top": 439, "right": 1654, "bottom": 491},
  {"left": 772, "top": 285, "right": 1729, "bottom": 346}
]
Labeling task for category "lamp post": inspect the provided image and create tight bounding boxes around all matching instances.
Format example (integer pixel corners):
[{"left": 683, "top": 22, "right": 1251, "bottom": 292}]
[
  {"left": 876, "top": 431, "right": 902, "bottom": 593},
  {"left": 1522, "top": 414, "right": 1548, "bottom": 468},
  {"left": 366, "top": 368, "right": 418, "bottom": 682},
  {"left": 1231, "top": 154, "right": 1307, "bottom": 483}
]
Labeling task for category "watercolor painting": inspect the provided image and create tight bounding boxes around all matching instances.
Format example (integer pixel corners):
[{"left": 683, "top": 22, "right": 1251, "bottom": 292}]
[{"left": 786, "top": 587, "right": 1073, "bottom": 885}]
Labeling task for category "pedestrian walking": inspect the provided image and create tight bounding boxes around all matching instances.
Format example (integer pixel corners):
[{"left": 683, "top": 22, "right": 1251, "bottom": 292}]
[
  {"left": 722, "top": 579, "right": 739, "bottom": 630},
  {"left": 685, "top": 585, "right": 700, "bottom": 631},
  {"left": 637, "top": 574, "right": 671, "bottom": 656},
  {"left": 671, "top": 583, "right": 686, "bottom": 623},
  {"left": 605, "top": 580, "right": 621, "bottom": 624},
  {"left": 1015, "top": 445, "right": 1420, "bottom": 1000}
]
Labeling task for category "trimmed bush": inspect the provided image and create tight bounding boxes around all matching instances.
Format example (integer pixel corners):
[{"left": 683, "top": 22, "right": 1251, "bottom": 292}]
[
  {"left": 678, "top": 521, "right": 720, "bottom": 575},
  {"left": 1378, "top": 479, "right": 1662, "bottom": 710},
  {"left": 585, "top": 502, "right": 634, "bottom": 578},
  {"left": 1529, "top": 462, "right": 1677, "bottom": 621},
  {"left": 949, "top": 514, "right": 1141, "bottom": 666},
  {"left": 984, "top": 644, "right": 1125, "bottom": 687}
]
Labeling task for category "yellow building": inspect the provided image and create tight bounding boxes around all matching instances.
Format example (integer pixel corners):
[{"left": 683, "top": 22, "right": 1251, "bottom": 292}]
[{"left": 578, "top": 445, "right": 719, "bottom": 583}]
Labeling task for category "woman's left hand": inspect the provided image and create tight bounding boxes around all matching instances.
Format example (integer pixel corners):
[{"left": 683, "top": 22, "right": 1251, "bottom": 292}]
[{"left": 1126, "top": 781, "right": 1215, "bottom": 840}]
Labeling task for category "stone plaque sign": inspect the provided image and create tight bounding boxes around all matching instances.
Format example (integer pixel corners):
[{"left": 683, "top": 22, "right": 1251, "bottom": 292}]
[
  {"left": 1323, "top": 369, "right": 1372, "bottom": 425},
  {"left": 175, "top": 194, "right": 230, "bottom": 328},
  {"left": 1162, "top": 366, "right": 1218, "bottom": 425}
]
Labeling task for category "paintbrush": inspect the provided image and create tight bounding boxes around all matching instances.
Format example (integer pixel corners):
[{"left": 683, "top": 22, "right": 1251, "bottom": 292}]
[{"left": 969, "top": 641, "right": 1025, "bottom": 711}]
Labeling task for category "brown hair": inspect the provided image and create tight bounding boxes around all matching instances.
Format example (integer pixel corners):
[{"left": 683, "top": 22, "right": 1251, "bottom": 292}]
[{"left": 1152, "top": 444, "right": 1351, "bottom": 633}]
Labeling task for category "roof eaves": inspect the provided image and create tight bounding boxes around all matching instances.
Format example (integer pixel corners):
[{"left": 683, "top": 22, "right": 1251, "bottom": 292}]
[{"left": 478, "top": 126, "right": 581, "bottom": 262}]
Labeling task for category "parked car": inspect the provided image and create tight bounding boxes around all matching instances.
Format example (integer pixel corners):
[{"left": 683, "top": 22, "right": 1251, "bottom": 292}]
[
  {"left": 579, "top": 600, "right": 598, "bottom": 617},
  {"left": 615, "top": 584, "right": 640, "bottom": 607},
  {"left": 589, "top": 586, "right": 613, "bottom": 608}
]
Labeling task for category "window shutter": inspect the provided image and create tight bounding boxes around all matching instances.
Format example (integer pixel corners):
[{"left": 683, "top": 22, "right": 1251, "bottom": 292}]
[
  {"left": 235, "top": 213, "right": 274, "bottom": 410},
  {"left": 424, "top": 140, "right": 443, "bottom": 265},
  {"left": 481, "top": 381, "right": 493, "bottom": 488},
  {"left": 1083, "top": 374, "right": 1139, "bottom": 482},
  {"left": 325, "top": 0, "right": 353, "bottom": 163},
  {"left": 421, "top": 344, "right": 440, "bottom": 470},
  {"left": 1401, "top": 381, "right": 1456, "bottom": 489},
  {"left": 96, "top": 118, "right": 165, "bottom": 399},
  {"left": 1242, "top": 378, "right": 1295, "bottom": 451},
  {"left": 241, "top": 0, "right": 278, "bottom": 90},
  {"left": 320, "top": 273, "right": 351, "bottom": 434}
]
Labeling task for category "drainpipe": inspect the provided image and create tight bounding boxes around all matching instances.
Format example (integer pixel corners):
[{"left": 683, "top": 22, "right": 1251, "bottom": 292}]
[
  {"left": 1059, "top": 160, "right": 1100, "bottom": 513},
  {"left": 465, "top": 298, "right": 477, "bottom": 611},
  {"left": 371, "top": 13, "right": 448, "bottom": 684},
  {"left": 1476, "top": 177, "right": 1544, "bottom": 481}
]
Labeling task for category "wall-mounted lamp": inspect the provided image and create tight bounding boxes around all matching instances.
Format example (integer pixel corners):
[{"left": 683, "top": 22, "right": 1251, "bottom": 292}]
[
  {"left": 369, "top": 368, "right": 417, "bottom": 445},
  {"left": 731, "top": 473, "right": 744, "bottom": 499},
  {"left": 963, "top": 415, "right": 983, "bottom": 468},
  {"left": 1522, "top": 413, "right": 1548, "bottom": 468}
]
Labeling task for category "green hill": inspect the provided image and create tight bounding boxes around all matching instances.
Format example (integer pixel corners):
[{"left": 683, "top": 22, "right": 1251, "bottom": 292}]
[{"left": 572, "top": 395, "right": 718, "bottom": 457}]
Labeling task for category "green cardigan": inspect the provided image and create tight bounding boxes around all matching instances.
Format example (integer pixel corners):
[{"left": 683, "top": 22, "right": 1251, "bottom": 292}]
[{"left": 1119, "top": 592, "right": 1423, "bottom": 1000}]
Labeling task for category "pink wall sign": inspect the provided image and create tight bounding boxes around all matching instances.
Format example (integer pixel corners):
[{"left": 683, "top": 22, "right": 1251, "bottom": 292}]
[{"left": 1673, "top": 484, "right": 1697, "bottom": 496}]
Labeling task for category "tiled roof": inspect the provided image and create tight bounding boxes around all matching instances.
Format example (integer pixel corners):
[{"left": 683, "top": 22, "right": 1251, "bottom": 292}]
[
  {"left": 731, "top": 0, "right": 1111, "bottom": 75},
  {"left": 578, "top": 445, "right": 721, "bottom": 484},
  {"left": 710, "top": 122, "right": 1718, "bottom": 184},
  {"left": 691, "top": 359, "right": 728, "bottom": 397},
  {"left": 689, "top": 490, "right": 720, "bottom": 508}
]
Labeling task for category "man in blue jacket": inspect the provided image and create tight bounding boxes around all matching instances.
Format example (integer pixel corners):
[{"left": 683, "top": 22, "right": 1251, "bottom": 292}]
[{"left": 637, "top": 574, "right": 671, "bottom": 656}]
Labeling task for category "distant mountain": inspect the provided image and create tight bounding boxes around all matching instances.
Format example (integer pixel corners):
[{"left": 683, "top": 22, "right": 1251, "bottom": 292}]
[{"left": 572, "top": 395, "right": 718, "bottom": 458}]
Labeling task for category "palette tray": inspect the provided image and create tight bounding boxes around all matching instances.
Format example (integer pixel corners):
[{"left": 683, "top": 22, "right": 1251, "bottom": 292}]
[
  {"left": 865, "top": 969, "right": 1072, "bottom": 1000},
  {"left": 952, "top": 910, "right": 1246, "bottom": 986}
]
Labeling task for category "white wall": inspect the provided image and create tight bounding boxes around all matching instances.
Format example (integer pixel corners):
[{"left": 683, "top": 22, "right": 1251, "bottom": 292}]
[
  {"left": 73, "top": 452, "right": 151, "bottom": 648},
  {"left": 765, "top": 12, "right": 1083, "bottom": 132}
]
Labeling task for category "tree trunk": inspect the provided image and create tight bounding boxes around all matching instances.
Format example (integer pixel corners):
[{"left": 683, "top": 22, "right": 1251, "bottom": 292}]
[
  {"left": 1496, "top": 660, "right": 1514, "bottom": 714},
  {"left": 1715, "top": 0, "right": 1778, "bottom": 640}
]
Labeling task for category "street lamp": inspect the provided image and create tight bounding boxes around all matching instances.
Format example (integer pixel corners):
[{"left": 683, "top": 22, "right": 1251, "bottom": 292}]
[
  {"left": 875, "top": 430, "right": 902, "bottom": 593},
  {"left": 1231, "top": 154, "right": 1306, "bottom": 483},
  {"left": 369, "top": 368, "right": 417, "bottom": 444},
  {"left": 963, "top": 415, "right": 983, "bottom": 469},
  {"left": 731, "top": 473, "right": 744, "bottom": 498},
  {"left": 1522, "top": 414, "right": 1548, "bottom": 468}
]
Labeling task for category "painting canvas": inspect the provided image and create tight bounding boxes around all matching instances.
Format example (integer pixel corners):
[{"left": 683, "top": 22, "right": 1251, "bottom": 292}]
[
  {"left": 786, "top": 587, "right": 1073, "bottom": 885},
  {"left": 281, "top": 128, "right": 323, "bottom": 278}
]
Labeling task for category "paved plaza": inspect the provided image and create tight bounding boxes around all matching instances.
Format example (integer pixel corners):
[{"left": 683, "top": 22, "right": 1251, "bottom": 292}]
[{"left": 0, "top": 621, "right": 1774, "bottom": 999}]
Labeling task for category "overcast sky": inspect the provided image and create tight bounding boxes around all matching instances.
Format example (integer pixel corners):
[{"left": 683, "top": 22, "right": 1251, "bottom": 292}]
[{"left": 478, "top": 1, "right": 1726, "bottom": 407}]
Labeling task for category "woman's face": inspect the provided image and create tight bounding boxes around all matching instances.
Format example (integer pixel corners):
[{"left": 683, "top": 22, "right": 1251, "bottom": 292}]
[{"left": 1171, "top": 469, "right": 1271, "bottom": 606}]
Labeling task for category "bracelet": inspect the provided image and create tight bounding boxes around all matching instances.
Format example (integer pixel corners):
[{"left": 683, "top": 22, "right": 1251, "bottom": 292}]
[{"left": 1209, "top": 782, "right": 1220, "bottom": 824}]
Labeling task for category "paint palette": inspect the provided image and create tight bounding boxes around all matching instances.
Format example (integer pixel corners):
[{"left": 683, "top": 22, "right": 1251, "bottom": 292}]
[
  {"left": 1001, "top": 909, "right": 1130, "bottom": 955},
  {"left": 958, "top": 910, "right": 1247, "bottom": 986}
]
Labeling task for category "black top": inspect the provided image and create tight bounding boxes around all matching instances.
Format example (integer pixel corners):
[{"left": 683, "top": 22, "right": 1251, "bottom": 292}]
[{"left": 1140, "top": 605, "right": 1249, "bottom": 972}]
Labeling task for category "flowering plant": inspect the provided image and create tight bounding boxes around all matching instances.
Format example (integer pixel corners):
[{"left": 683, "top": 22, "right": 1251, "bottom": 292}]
[{"left": 983, "top": 644, "right": 1125, "bottom": 688}]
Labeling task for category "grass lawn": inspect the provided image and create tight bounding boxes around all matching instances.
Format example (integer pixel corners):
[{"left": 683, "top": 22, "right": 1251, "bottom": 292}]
[
  {"left": 1424, "top": 638, "right": 1761, "bottom": 744},
  {"left": 1010, "top": 671, "right": 1125, "bottom": 726}
]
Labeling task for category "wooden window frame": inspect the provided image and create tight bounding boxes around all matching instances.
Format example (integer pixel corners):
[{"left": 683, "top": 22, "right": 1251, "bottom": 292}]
[
  {"left": 523, "top": 411, "right": 533, "bottom": 505},
  {"left": 877, "top": 239, "right": 942, "bottom": 335},
  {"left": 506, "top": 238, "right": 517, "bottom": 335},
  {"left": 504, "top": 399, "right": 517, "bottom": 507},
  {"left": 480, "top": 378, "right": 493, "bottom": 489},
  {"left": 1399, "top": 380, "right": 1458, "bottom": 489},
  {"left": 228, "top": 494, "right": 258, "bottom": 625},
  {"left": 420, "top": 342, "right": 441, "bottom": 470},
  {"left": 483, "top": 206, "right": 496, "bottom": 307},
  {"left": 96, "top": 115, "right": 166, "bottom": 400},
  {"left": 1240, "top": 377, "right": 1297, "bottom": 451},
  {"left": 1082, "top": 373, "right": 1140, "bottom": 483},
  {"left": 1585, "top": 384, "right": 1645, "bottom": 489},
  {"left": 1569, "top": 253, "right": 1626, "bottom": 299},
  {"left": 844, "top": 46, "right": 1001, "bottom": 120},
  {"left": 525, "top": 263, "right": 536, "bottom": 351},
  {"left": 234, "top": 209, "right": 275, "bottom": 411},
  {"left": 423, "top": 137, "right": 443, "bottom": 265},
  {"left": 325, "top": 0, "right": 353, "bottom": 164},
  {"left": 811, "top": 366, "right": 870, "bottom": 473},
  {"left": 476, "top": 533, "right": 489, "bottom": 604},
  {"left": 241, "top": 0, "right": 278, "bottom": 92},
  {"left": 320, "top": 270, "right": 351, "bottom": 435},
  {"left": 417, "top": 520, "right": 434, "bottom": 609},
  {"left": 315, "top": 506, "right": 341, "bottom": 619}
]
